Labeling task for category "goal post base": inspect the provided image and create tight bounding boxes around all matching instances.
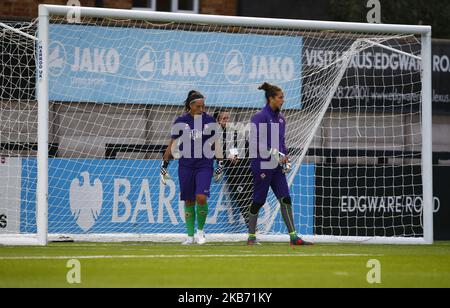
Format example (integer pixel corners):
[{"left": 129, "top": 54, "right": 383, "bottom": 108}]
[
  {"left": 44, "top": 234, "right": 432, "bottom": 245},
  {"left": 0, "top": 235, "right": 46, "bottom": 246},
  {"left": 0, "top": 233, "right": 431, "bottom": 245}
]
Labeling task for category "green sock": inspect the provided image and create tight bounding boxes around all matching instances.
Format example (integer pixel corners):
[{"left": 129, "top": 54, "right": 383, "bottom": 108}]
[
  {"left": 289, "top": 232, "right": 298, "bottom": 240},
  {"left": 185, "top": 205, "right": 196, "bottom": 237},
  {"left": 197, "top": 204, "right": 208, "bottom": 231},
  {"left": 248, "top": 234, "right": 257, "bottom": 240}
]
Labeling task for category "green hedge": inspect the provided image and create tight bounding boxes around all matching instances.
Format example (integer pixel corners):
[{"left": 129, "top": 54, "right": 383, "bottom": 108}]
[{"left": 328, "top": 0, "right": 450, "bottom": 38}]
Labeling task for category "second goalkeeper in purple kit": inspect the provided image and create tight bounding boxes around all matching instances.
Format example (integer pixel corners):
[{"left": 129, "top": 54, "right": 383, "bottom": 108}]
[{"left": 248, "top": 82, "right": 313, "bottom": 246}]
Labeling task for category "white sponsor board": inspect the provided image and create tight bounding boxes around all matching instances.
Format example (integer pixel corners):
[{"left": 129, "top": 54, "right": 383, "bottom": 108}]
[{"left": 0, "top": 157, "right": 21, "bottom": 233}]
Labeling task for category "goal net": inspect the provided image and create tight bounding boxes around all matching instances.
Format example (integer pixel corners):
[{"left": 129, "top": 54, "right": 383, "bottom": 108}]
[{"left": 0, "top": 5, "right": 433, "bottom": 245}]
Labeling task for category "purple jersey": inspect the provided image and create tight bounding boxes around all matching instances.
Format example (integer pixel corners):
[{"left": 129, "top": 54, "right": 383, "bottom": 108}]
[
  {"left": 250, "top": 104, "right": 288, "bottom": 168},
  {"left": 250, "top": 105, "right": 290, "bottom": 203},
  {"left": 171, "top": 112, "right": 217, "bottom": 169}
]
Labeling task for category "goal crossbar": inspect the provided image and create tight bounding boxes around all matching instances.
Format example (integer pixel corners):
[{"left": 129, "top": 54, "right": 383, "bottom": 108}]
[{"left": 40, "top": 4, "right": 431, "bottom": 34}]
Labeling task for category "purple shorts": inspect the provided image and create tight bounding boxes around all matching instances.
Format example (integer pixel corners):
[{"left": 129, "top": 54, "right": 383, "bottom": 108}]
[
  {"left": 178, "top": 166, "right": 213, "bottom": 201},
  {"left": 251, "top": 166, "right": 290, "bottom": 204}
]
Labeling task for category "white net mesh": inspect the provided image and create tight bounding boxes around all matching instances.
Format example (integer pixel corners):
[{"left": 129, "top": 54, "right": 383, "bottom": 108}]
[
  {"left": 0, "top": 20, "right": 38, "bottom": 241},
  {"left": 0, "top": 12, "right": 426, "bottom": 243}
]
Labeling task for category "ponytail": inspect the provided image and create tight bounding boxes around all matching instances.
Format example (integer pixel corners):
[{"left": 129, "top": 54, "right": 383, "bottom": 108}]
[{"left": 258, "top": 82, "right": 282, "bottom": 104}]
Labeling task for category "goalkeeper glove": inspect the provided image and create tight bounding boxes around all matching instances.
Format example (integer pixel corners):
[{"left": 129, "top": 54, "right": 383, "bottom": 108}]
[
  {"left": 269, "top": 148, "right": 286, "bottom": 165},
  {"left": 282, "top": 162, "right": 292, "bottom": 174},
  {"left": 228, "top": 148, "right": 239, "bottom": 159},
  {"left": 214, "top": 160, "right": 224, "bottom": 183},
  {"left": 160, "top": 161, "right": 172, "bottom": 185},
  {"left": 269, "top": 148, "right": 291, "bottom": 173}
]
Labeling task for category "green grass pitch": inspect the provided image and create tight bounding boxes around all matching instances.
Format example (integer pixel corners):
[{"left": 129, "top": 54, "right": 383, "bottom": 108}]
[{"left": 0, "top": 242, "right": 449, "bottom": 288}]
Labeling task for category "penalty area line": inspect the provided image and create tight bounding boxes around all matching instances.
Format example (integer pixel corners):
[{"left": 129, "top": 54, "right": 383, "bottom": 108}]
[{"left": 0, "top": 253, "right": 384, "bottom": 260}]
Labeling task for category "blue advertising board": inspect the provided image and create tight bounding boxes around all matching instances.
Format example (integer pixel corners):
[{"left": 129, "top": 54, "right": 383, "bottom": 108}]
[
  {"left": 48, "top": 24, "right": 303, "bottom": 109},
  {"left": 21, "top": 159, "right": 314, "bottom": 235}
]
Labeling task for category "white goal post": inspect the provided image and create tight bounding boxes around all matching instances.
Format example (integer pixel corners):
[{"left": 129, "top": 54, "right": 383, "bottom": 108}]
[{"left": 0, "top": 4, "right": 433, "bottom": 245}]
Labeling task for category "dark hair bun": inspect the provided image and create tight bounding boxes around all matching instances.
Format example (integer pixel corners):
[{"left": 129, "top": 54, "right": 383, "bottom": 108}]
[
  {"left": 258, "top": 82, "right": 282, "bottom": 101},
  {"left": 258, "top": 82, "right": 271, "bottom": 91},
  {"left": 188, "top": 90, "right": 200, "bottom": 97}
]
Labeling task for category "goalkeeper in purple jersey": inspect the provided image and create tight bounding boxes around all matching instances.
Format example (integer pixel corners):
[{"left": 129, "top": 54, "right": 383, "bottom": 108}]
[
  {"left": 161, "top": 90, "right": 221, "bottom": 245},
  {"left": 248, "top": 82, "right": 313, "bottom": 246}
]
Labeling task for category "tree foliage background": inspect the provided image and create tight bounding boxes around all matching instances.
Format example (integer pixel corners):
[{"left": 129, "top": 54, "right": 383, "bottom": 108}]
[{"left": 329, "top": 0, "right": 450, "bottom": 38}]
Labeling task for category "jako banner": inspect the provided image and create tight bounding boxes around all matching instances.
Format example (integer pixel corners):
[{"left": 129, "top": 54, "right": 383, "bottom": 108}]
[{"left": 48, "top": 25, "right": 303, "bottom": 109}]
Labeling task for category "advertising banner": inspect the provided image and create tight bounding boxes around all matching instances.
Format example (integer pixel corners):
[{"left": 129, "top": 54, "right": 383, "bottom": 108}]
[
  {"left": 432, "top": 166, "right": 450, "bottom": 240},
  {"left": 432, "top": 40, "right": 450, "bottom": 113},
  {"left": 21, "top": 159, "right": 315, "bottom": 235},
  {"left": 303, "top": 39, "right": 450, "bottom": 113},
  {"left": 0, "top": 157, "right": 21, "bottom": 234},
  {"left": 48, "top": 24, "right": 303, "bottom": 109},
  {"left": 315, "top": 164, "right": 449, "bottom": 240}
]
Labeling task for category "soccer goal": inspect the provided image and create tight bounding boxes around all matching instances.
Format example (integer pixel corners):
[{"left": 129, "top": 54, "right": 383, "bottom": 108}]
[{"left": 0, "top": 5, "right": 433, "bottom": 245}]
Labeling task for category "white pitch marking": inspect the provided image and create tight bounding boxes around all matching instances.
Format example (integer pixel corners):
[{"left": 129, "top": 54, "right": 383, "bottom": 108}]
[
  {"left": 0, "top": 253, "right": 383, "bottom": 261},
  {"left": 334, "top": 272, "right": 351, "bottom": 276}
]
